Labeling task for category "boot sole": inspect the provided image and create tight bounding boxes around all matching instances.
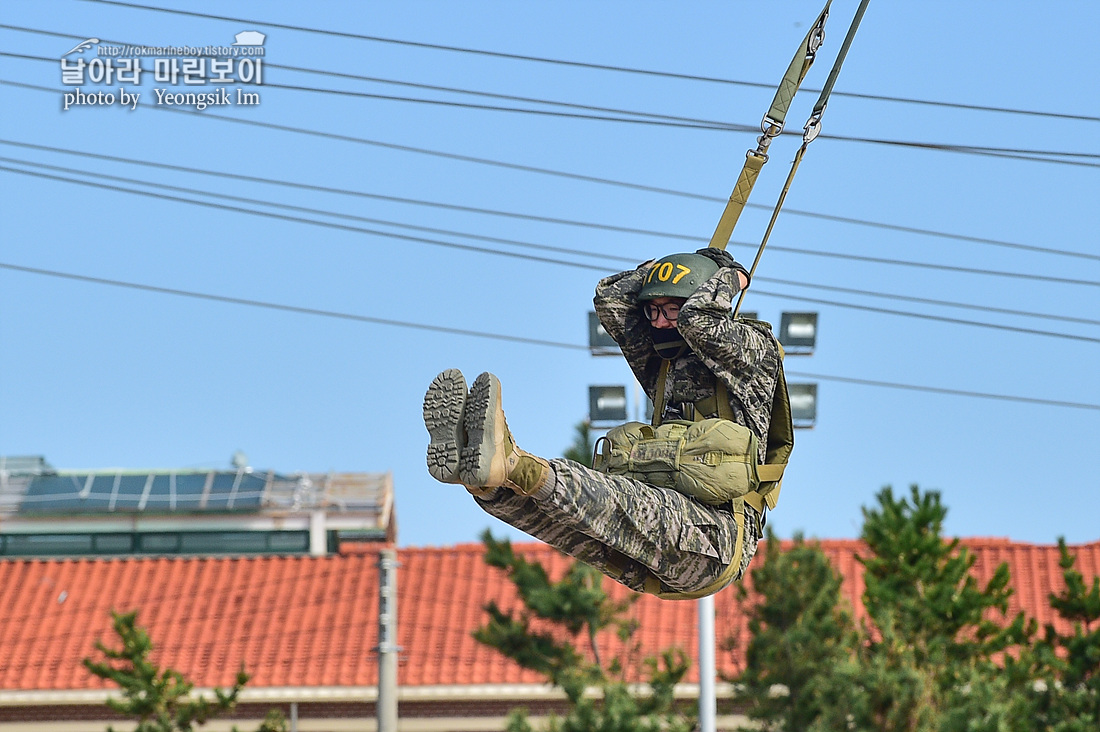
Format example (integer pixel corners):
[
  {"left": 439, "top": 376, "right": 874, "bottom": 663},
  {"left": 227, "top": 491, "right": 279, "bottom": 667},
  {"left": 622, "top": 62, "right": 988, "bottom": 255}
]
[
  {"left": 460, "top": 372, "right": 503, "bottom": 486},
  {"left": 423, "top": 369, "right": 467, "bottom": 483}
]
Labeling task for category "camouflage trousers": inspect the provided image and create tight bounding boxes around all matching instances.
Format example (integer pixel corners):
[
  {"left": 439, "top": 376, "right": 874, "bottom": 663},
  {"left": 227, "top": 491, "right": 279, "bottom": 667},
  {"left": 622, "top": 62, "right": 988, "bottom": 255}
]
[{"left": 475, "top": 458, "right": 760, "bottom": 595}]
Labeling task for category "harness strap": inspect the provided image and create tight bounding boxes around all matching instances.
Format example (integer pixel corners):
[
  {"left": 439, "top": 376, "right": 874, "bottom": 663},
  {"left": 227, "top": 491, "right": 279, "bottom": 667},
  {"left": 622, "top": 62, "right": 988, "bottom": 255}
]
[
  {"left": 653, "top": 359, "right": 671, "bottom": 427},
  {"left": 707, "top": 1, "right": 830, "bottom": 252},
  {"left": 733, "top": 0, "right": 873, "bottom": 318},
  {"left": 643, "top": 501, "right": 747, "bottom": 600},
  {"left": 652, "top": 357, "right": 787, "bottom": 517}
]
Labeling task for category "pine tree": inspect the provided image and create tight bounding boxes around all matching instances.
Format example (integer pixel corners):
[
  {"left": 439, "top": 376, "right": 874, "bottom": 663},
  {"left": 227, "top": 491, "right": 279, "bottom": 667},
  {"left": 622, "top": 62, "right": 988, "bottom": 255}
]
[
  {"left": 562, "top": 420, "right": 595, "bottom": 468},
  {"left": 1006, "top": 538, "right": 1100, "bottom": 731},
  {"left": 730, "top": 529, "right": 855, "bottom": 731},
  {"left": 84, "top": 610, "right": 286, "bottom": 732},
  {"left": 815, "top": 486, "right": 1031, "bottom": 732},
  {"left": 474, "top": 530, "right": 695, "bottom": 732},
  {"left": 734, "top": 486, "right": 1040, "bottom": 732}
]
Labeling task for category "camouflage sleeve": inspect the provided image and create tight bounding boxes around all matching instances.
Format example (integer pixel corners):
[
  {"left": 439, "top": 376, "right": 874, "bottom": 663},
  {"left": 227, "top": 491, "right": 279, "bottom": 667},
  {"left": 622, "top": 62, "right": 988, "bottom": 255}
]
[
  {"left": 676, "top": 267, "right": 780, "bottom": 440},
  {"left": 593, "top": 264, "right": 663, "bottom": 398}
]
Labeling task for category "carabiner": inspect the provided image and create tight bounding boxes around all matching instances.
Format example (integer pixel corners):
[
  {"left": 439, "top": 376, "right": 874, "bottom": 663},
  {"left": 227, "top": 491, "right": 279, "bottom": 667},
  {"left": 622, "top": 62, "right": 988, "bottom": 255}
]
[
  {"left": 803, "top": 113, "right": 822, "bottom": 144},
  {"left": 808, "top": 11, "right": 829, "bottom": 55}
]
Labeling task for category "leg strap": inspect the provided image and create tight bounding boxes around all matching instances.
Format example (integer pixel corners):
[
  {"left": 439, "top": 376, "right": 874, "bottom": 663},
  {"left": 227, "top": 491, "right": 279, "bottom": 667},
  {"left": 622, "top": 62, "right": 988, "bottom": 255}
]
[{"left": 642, "top": 503, "right": 747, "bottom": 600}]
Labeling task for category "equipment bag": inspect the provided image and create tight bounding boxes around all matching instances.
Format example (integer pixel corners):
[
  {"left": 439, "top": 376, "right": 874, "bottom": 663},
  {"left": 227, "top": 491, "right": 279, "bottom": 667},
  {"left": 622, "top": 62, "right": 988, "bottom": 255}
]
[
  {"left": 592, "top": 418, "right": 761, "bottom": 506},
  {"left": 597, "top": 338, "right": 793, "bottom": 514}
]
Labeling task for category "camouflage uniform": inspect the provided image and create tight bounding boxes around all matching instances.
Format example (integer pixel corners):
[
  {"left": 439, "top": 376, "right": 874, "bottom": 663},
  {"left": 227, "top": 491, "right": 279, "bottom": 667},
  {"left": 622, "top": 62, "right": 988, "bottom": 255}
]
[{"left": 474, "top": 263, "right": 781, "bottom": 595}]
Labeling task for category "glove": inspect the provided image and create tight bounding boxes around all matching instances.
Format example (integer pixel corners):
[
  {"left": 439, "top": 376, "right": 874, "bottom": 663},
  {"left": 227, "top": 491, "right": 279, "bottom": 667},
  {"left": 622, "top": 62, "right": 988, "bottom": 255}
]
[
  {"left": 695, "top": 248, "right": 750, "bottom": 286},
  {"left": 694, "top": 247, "right": 737, "bottom": 269}
]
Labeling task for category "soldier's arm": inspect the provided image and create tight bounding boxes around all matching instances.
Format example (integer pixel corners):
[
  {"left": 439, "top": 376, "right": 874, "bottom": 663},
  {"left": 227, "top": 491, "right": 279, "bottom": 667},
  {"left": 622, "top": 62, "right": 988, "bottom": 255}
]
[
  {"left": 677, "top": 268, "right": 780, "bottom": 435},
  {"left": 593, "top": 264, "right": 663, "bottom": 397}
]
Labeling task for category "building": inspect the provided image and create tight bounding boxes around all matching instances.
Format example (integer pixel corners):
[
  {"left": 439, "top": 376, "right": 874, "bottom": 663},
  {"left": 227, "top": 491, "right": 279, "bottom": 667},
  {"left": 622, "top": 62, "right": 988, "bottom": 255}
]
[
  {"left": 0, "top": 455, "right": 396, "bottom": 558},
  {"left": 1, "top": 457, "right": 1097, "bottom": 731}
]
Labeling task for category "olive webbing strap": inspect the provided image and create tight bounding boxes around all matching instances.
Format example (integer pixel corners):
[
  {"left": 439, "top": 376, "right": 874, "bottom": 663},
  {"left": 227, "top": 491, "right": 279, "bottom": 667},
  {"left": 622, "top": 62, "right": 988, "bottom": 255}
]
[
  {"left": 653, "top": 359, "right": 671, "bottom": 427},
  {"left": 733, "top": 0, "right": 872, "bottom": 319},
  {"left": 707, "top": 1, "right": 831, "bottom": 252},
  {"left": 644, "top": 504, "right": 747, "bottom": 600}
]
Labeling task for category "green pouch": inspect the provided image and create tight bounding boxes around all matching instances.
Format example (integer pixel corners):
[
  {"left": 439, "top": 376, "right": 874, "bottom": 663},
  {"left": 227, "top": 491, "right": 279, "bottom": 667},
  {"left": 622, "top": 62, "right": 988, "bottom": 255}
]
[{"left": 593, "top": 419, "right": 760, "bottom": 506}]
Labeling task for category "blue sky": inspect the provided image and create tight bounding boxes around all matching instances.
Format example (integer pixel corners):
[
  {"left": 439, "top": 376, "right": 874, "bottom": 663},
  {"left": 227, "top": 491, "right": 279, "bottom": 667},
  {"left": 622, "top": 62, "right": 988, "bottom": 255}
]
[{"left": 1, "top": 1, "right": 1097, "bottom": 549}]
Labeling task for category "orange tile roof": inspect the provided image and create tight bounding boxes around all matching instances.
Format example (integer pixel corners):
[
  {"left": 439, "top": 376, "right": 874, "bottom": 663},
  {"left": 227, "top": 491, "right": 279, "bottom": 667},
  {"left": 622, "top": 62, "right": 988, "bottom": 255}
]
[{"left": 0, "top": 538, "right": 1097, "bottom": 692}]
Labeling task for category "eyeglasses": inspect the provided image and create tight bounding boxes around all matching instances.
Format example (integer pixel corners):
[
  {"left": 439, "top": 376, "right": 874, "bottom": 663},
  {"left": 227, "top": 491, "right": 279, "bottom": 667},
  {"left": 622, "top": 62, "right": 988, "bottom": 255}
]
[{"left": 643, "top": 302, "right": 681, "bottom": 323}]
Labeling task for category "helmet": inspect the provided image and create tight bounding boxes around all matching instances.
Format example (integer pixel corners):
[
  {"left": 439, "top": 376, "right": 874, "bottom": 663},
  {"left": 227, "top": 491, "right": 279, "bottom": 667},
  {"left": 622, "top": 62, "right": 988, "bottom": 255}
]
[
  {"left": 638, "top": 253, "right": 720, "bottom": 360},
  {"left": 637, "top": 253, "right": 720, "bottom": 302}
]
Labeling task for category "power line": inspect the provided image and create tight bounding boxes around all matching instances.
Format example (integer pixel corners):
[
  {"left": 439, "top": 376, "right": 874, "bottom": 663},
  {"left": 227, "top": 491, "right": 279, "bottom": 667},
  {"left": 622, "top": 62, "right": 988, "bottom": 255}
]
[
  {"left": 5, "top": 53, "right": 1100, "bottom": 169},
  {"left": 5, "top": 137, "right": 1094, "bottom": 264},
  {"left": 8, "top": 151, "right": 1100, "bottom": 329},
  {"left": 258, "top": 77, "right": 1100, "bottom": 163},
  {"left": 0, "top": 154, "right": 620, "bottom": 262},
  {"left": 783, "top": 370, "right": 1100, "bottom": 412},
  {"left": 4, "top": 260, "right": 1098, "bottom": 412},
  {"left": 761, "top": 276, "right": 1100, "bottom": 328},
  {"left": 747, "top": 288, "right": 1100, "bottom": 344},
  {"left": 71, "top": 1, "right": 1100, "bottom": 124},
  {"left": 0, "top": 136, "right": 1094, "bottom": 288},
  {"left": 11, "top": 26, "right": 1100, "bottom": 146},
  {"left": 0, "top": 261, "right": 586, "bottom": 350},
  {"left": 3, "top": 161, "right": 1098, "bottom": 345},
  {"left": 7, "top": 72, "right": 1100, "bottom": 271},
  {"left": 7, "top": 158, "right": 1100, "bottom": 303},
  {"left": 6, "top": 150, "right": 1094, "bottom": 332},
  {"left": 0, "top": 162, "right": 611, "bottom": 271}
]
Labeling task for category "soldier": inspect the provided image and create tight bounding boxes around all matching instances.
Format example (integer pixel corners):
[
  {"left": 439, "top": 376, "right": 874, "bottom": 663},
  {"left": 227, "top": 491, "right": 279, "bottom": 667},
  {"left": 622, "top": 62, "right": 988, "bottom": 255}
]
[{"left": 423, "top": 247, "right": 784, "bottom": 598}]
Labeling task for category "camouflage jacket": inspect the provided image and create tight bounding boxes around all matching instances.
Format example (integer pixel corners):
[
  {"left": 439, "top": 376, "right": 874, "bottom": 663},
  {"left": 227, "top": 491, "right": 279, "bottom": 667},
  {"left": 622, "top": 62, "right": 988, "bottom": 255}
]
[{"left": 593, "top": 264, "right": 781, "bottom": 464}]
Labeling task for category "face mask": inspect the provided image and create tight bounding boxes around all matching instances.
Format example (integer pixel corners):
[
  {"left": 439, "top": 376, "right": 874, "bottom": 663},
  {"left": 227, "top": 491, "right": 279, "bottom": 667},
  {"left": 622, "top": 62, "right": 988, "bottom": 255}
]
[{"left": 649, "top": 326, "right": 689, "bottom": 359}]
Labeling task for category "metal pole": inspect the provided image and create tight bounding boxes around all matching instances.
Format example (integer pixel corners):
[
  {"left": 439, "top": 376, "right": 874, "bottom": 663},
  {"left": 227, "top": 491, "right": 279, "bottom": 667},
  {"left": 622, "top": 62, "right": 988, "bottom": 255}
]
[
  {"left": 698, "top": 594, "right": 717, "bottom": 732},
  {"left": 377, "top": 549, "right": 399, "bottom": 732},
  {"left": 289, "top": 701, "right": 298, "bottom": 732},
  {"left": 309, "top": 509, "right": 327, "bottom": 556}
]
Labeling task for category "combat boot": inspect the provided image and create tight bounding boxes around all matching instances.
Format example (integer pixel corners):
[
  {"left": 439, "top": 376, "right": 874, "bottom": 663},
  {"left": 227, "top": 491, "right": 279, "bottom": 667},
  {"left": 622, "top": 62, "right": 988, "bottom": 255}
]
[
  {"left": 423, "top": 369, "right": 496, "bottom": 498},
  {"left": 460, "top": 372, "right": 551, "bottom": 496}
]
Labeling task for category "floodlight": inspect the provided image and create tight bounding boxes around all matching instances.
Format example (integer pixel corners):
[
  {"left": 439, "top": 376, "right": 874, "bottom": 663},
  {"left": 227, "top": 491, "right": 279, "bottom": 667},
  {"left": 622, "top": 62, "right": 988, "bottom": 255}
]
[
  {"left": 779, "top": 312, "right": 818, "bottom": 354},
  {"left": 589, "top": 385, "right": 628, "bottom": 424},
  {"left": 588, "top": 312, "right": 620, "bottom": 356},
  {"left": 787, "top": 382, "right": 818, "bottom": 428}
]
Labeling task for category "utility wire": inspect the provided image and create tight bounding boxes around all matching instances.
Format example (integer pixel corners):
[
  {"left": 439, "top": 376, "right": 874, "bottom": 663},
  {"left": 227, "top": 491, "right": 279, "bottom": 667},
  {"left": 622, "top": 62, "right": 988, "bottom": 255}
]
[
  {"left": 3, "top": 161, "right": 1098, "bottom": 345},
  {"left": 4, "top": 54, "right": 1099, "bottom": 168},
  {"left": 4, "top": 21, "right": 748, "bottom": 130},
  {"left": 7, "top": 73, "right": 1100, "bottom": 264},
  {"left": 72, "top": 1, "right": 1100, "bottom": 124},
  {"left": 11, "top": 28, "right": 1100, "bottom": 149},
  {"left": 0, "top": 155, "right": 620, "bottom": 262},
  {"left": 782, "top": 371, "right": 1100, "bottom": 412},
  {"left": 0, "top": 149, "right": 1082, "bottom": 290},
  {"left": 4, "top": 260, "right": 1099, "bottom": 412},
  {"left": 760, "top": 276, "right": 1100, "bottom": 328},
  {"left": 0, "top": 163, "right": 611, "bottom": 271},
  {"left": 5, "top": 159, "right": 1100, "bottom": 301},
  {"left": 6, "top": 149, "right": 1095, "bottom": 330},
  {"left": 3, "top": 138, "right": 1095, "bottom": 264},
  {"left": 0, "top": 261, "right": 586, "bottom": 350}
]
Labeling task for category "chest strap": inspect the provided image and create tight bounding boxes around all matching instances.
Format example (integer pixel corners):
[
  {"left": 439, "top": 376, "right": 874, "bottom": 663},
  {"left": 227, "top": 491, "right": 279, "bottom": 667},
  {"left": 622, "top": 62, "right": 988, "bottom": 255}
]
[{"left": 653, "top": 359, "right": 786, "bottom": 511}]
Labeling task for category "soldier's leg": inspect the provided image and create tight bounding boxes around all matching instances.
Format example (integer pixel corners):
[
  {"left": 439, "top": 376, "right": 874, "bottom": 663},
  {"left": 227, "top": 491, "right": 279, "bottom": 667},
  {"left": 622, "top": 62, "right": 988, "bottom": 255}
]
[
  {"left": 478, "top": 460, "right": 757, "bottom": 593},
  {"left": 459, "top": 372, "right": 755, "bottom": 593},
  {"left": 472, "top": 490, "right": 655, "bottom": 593}
]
